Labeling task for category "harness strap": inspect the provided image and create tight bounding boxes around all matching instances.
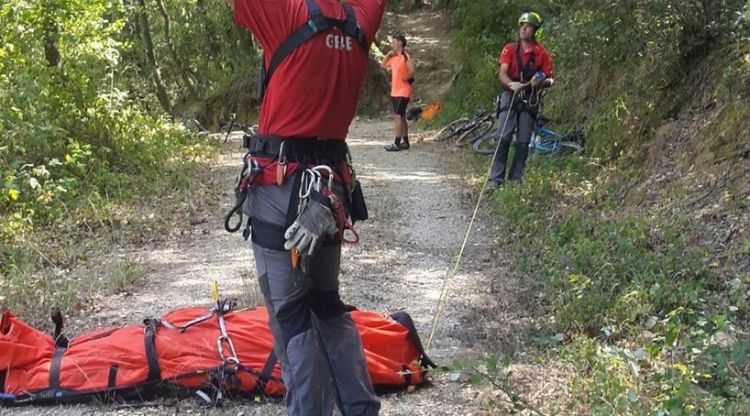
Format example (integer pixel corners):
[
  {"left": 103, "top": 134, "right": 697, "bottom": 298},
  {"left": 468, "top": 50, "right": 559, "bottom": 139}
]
[
  {"left": 251, "top": 218, "right": 288, "bottom": 251},
  {"left": 250, "top": 135, "right": 350, "bottom": 163},
  {"left": 261, "top": 0, "right": 368, "bottom": 98},
  {"left": 515, "top": 41, "right": 536, "bottom": 83}
]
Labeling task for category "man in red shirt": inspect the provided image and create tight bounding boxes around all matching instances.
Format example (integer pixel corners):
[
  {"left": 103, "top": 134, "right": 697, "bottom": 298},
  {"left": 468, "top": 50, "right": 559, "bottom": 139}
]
[
  {"left": 489, "top": 12, "right": 555, "bottom": 189},
  {"left": 225, "top": 1, "right": 386, "bottom": 415},
  {"left": 382, "top": 34, "right": 415, "bottom": 151}
]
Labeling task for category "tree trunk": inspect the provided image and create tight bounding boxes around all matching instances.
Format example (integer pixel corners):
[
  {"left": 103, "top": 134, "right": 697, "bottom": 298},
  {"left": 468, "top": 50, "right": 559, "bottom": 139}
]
[
  {"left": 136, "top": 0, "right": 172, "bottom": 115},
  {"left": 42, "top": 2, "right": 61, "bottom": 67},
  {"left": 155, "top": 0, "right": 197, "bottom": 97}
]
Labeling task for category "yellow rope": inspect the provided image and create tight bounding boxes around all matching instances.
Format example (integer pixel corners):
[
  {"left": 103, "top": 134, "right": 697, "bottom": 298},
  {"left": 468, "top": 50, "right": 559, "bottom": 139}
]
[{"left": 425, "top": 91, "right": 518, "bottom": 352}]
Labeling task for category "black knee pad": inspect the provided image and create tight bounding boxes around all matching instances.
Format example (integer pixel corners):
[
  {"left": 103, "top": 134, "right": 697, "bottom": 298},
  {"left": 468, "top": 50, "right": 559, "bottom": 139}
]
[
  {"left": 309, "top": 289, "right": 346, "bottom": 320},
  {"left": 275, "top": 295, "right": 312, "bottom": 346}
]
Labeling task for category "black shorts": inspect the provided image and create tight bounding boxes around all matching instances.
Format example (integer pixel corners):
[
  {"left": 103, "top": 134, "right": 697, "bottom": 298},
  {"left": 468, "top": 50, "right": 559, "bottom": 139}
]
[{"left": 391, "top": 97, "right": 410, "bottom": 117}]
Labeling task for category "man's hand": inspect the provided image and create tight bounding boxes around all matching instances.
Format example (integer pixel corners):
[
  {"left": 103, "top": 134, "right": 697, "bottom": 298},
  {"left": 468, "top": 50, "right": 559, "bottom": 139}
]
[
  {"left": 381, "top": 50, "right": 396, "bottom": 70},
  {"left": 508, "top": 82, "right": 526, "bottom": 93},
  {"left": 224, "top": 0, "right": 234, "bottom": 10},
  {"left": 531, "top": 77, "right": 555, "bottom": 89}
]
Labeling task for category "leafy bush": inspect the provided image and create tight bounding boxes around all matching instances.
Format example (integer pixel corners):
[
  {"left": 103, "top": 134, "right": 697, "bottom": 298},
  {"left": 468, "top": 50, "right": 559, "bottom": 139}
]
[{"left": 0, "top": 0, "right": 219, "bottom": 319}]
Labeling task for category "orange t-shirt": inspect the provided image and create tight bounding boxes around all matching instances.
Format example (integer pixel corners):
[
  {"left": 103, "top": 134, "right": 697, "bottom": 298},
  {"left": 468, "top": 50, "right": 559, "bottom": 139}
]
[{"left": 385, "top": 52, "right": 413, "bottom": 98}]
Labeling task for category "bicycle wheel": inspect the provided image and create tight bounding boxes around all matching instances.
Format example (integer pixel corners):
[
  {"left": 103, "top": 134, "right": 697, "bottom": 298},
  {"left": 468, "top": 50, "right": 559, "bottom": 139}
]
[
  {"left": 557, "top": 141, "right": 584, "bottom": 156},
  {"left": 473, "top": 131, "right": 500, "bottom": 155},
  {"left": 434, "top": 118, "right": 470, "bottom": 142},
  {"left": 454, "top": 119, "right": 494, "bottom": 147}
]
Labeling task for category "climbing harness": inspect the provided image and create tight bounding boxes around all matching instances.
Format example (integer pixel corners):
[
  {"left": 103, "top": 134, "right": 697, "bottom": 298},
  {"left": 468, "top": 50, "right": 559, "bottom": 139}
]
[{"left": 425, "top": 91, "right": 520, "bottom": 352}]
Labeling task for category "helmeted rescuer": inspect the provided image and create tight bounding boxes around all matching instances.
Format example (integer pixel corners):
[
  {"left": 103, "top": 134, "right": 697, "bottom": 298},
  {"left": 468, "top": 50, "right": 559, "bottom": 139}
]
[
  {"left": 489, "top": 12, "right": 555, "bottom": 189},
  {"left": 382, "top": 34, "right": 415, "bottom": 151},
  {"left": 225, "top": 0, "right": 387, "bottom": 415}
]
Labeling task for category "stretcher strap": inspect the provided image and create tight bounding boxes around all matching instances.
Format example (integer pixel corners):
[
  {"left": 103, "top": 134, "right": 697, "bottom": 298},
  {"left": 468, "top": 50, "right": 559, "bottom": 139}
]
[
  {"left": 144, "top": 320, "right": 162, "bottom": 382},
  {"left": 255, "top": 349, "right": 278, "bottom": 394},
  {"left": 390, "top": 311, "right": 437, "bottom": 369},
  {"left": 48, "top": 347, "right": 67, "bottom": 395}
]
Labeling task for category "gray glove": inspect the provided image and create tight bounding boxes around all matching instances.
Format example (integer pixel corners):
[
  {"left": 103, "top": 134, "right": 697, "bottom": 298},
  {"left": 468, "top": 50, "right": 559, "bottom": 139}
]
[{"left": 284, "top": 190, "right": 338, "bottom": 256}]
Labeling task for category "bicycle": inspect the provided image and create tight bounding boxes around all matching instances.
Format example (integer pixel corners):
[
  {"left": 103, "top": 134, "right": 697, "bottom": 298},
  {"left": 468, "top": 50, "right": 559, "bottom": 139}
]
[
  {"left": 433, "top": 108, "right": 496, "bottom": 147},
  {"left": 182, "top": 118, "right": 209, "bottom": 137},
  {"left": 221, "top": 113, "right": 257, "bottom": 144},
  {"left": 472, "top": 116, "right": 584, "bottom": 156}
]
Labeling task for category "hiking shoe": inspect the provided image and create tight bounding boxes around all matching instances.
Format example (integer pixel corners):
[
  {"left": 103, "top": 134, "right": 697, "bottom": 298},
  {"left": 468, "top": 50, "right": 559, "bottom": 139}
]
[
  {"left": 384, "top": 143, "right": 402, "bottom": 152},
  {"left": 484, "top": 181, "right": 502, "bottom": 195},
  {"left": 399, "top": 141, "right": 410, "bottom": 150}
]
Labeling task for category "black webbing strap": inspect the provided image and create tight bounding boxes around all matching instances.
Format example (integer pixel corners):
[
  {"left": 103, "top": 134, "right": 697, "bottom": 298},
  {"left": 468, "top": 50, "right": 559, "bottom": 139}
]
[
  {"left": 401, "top": 365, "right": 412, "bottom": 387},
  {"left": 143, "top": 319, "right": 162, "bottom": 382},
  {"left": 251, "top": 218, "right": 288, "bottom": 251},
  {"left": 261, "top": 0, "right": 368, "bottom": 96},
  {"left": 515, "top": 41, "right": 536, "bottom": 83},
  {"left": 249, "top": 135, "right": 350, "bottom": 162},
  {"left": 107, "top": 365, "right": 119, "bottom": 389},
  {"left": 48, "top": 347, "right": 66, "bottom": 395},
  {"left": 389, "top": 311, "right": 437, "bottom": 369},
  {"left": 255, "top": 350, "right": 278, "bottom": 394},
  {"left": 47, "top": 310, "right": 70, "bottom": 397},
  {"left": 51, "top": 310, "right": 69, "bottom": 349}
]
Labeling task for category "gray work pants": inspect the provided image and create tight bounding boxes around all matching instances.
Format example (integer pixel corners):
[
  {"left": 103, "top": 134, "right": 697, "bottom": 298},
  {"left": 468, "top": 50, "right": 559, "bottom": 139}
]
[
  {"left": 248, "top": 179, "right": 380, "bottom": 416},
  {"left": 489, "top": 90, "right": 537, "bottom": 184}
]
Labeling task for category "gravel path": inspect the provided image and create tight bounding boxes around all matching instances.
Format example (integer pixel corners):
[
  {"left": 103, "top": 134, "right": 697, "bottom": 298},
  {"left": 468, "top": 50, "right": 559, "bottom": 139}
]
[
  {"left": 2, "top": 120, "right": 531, "bottom": 416},
  {"left": 3, "top": 10, "right": 572, "bottom": 416}
]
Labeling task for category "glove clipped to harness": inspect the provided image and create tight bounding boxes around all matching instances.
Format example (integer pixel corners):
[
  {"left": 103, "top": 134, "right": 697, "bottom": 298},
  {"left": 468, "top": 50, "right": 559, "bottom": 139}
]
[{"left": 284, "top": 188, "right": 338, "bottom": 256}]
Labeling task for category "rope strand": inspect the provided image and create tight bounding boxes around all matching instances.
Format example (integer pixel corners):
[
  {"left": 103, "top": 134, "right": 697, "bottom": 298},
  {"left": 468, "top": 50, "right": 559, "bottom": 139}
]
[{"left": 425, "top": 91, "right": 518, "bottom": 352}]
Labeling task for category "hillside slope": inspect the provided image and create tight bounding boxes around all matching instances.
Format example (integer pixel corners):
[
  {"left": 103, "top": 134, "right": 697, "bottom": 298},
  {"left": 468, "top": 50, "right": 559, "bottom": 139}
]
[{"left": 437, "top": 0, "right": 750, "bottom": 413}]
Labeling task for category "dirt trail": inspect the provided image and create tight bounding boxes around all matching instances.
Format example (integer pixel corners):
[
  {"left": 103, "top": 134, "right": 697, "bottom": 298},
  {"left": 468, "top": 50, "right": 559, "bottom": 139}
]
[
  {"left": 6, "top": 121, "right": 562, "bottom": 416},
  {"left": 4, "top": 9, "right": 570, "bottom": 416}
]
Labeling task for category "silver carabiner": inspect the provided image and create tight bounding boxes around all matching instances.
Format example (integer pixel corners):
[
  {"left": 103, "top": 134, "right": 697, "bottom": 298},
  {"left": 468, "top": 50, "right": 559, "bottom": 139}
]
[{"left": 311, "top": 165, "right": 334, "bottom": 191}]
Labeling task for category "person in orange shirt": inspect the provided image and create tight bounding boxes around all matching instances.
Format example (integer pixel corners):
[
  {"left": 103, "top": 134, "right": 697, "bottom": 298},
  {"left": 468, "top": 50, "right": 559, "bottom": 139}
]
[{"left": 382, "top": 34, "right": 415, "bottom": 151}]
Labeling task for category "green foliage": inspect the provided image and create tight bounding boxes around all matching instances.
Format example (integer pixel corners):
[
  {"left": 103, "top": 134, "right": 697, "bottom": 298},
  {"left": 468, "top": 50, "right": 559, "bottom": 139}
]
[
  {"left": 0, "top": 0, "right": 222, "bottom": 318},
  {"left": 441, "top": 0, "right": 749, "bottom": 160},
  {"left": 563, "top": 309, "right": 750, "bottom": 415},
  {"left": 466, "top": 151, "right": 750, "bottom": 413},
  {"left": 448, "top": 1, "right": 749, "bottom": 411}
]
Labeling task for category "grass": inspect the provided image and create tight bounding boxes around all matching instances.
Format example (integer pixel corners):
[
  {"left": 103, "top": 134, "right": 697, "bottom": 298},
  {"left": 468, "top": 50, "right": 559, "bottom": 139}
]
[{"left": 454, "top": 145, "right": 750, "bottom": 414}]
